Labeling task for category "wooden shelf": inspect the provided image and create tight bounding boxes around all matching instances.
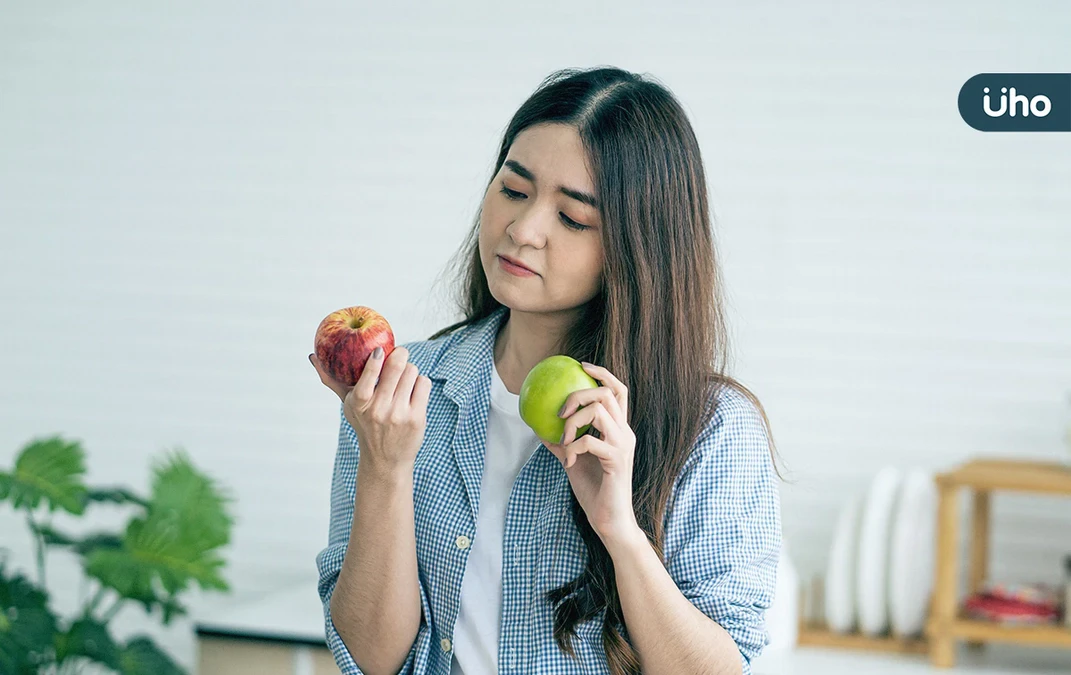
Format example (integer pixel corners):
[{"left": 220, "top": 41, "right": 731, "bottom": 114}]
[
  {"left": 794, "top": 580, "right": 930, "bottom": 657},
  {"left": 936, "top": 458, "right": 1071, "bottom": 496},
  {"left": 929, "top": 457, "right": 1071, "bottom": 667},
  {"left": 798, "top": 623, "right": 928, "bottom": 655},
  {"left": 930, "top": 615, "right": 1071, "bottom": 649}
]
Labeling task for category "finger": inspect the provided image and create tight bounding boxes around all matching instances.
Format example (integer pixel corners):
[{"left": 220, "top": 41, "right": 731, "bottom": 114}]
[
  {"left": 393, "top": 362, "right": 420, "bottom": 407},
  {"left": 581, "top": 362, "right": 628, "bottom": 421},
  {"left": 410, "top": 374, "right": 432, "bottom": 413},
  {"left": 569, "top": 401, "right": 619, "bottom": 447},
  {"left": 545, "top": 441, "right": 565, "bottom": 463},
  {"left": 370, "top": 347, "right": 410, "bottom": 412},
  {"left": 546, "top": 441, "right": 581, "bottom": 470},
  {"left": 310, "top": 353, "right": 348, "bottom": 400},
  {"left": 351, "top": 346, "right": 388, "bottom": 406},
  {"left": 560, "top": 387, "right": 624, "bottom": 429},
  {"left": 559, "top": 405, "right": 589, "bottom": 447},
  {"left": 560, "top": 400, "right": 605, "bottom": 447},
  {"left": 587, "top": 402, "right": 621, "bottom": 445},
  {"left": 565, "top": 435, "right": 616, "bottom": 468},
  {"left": 586, "top": 364, "right": 625, "bottom": 424}
]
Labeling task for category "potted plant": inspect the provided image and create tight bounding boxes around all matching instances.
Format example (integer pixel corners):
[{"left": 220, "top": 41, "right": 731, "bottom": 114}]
[{"left": 0, "top": 434, "right": 234, "bottom": 674}]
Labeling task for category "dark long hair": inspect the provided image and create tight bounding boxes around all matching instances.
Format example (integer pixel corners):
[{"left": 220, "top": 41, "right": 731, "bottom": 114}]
[{"left": 428, "top": 66, "right": 782, "bottom": 675}]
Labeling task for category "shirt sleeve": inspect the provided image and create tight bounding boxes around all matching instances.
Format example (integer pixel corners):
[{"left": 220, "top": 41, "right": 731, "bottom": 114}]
[
  {"left": 314, "top": 401, "right": 431, "bottom": 675},
  {"left": 660, "top": 387, "right": 782, "bottom": 675}
]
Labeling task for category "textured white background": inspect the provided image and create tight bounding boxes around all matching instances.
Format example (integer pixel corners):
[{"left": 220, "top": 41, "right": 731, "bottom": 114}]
[{"left": 1, "top": 1, "right": 1069, "bottom": 671}]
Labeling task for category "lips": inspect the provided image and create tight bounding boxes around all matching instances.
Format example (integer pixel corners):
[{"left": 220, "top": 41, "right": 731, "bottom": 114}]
[{"left": 498, "top": 254, "right": 536, "bottom": 274}]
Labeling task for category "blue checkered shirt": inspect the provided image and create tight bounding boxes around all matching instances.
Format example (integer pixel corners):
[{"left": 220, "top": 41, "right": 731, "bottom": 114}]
[{"left": 316, "top": 306, "right": 781, "bottom": 675}]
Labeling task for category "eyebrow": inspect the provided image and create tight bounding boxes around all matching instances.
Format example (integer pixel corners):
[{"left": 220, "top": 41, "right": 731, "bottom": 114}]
[{"left": 504, "top": 160, "right": 599, "bottom": 210}]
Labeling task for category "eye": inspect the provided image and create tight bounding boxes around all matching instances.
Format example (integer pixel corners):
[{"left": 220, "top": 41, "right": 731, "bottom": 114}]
[
  {"left": 499, "top": 185, "right": 525, "bottom": 201},
  {"left": 499, "top": 184, "right": 591, "bottom": 232},
  {"left": 559, "top": 213, "right": 590, "bottom": 232}
]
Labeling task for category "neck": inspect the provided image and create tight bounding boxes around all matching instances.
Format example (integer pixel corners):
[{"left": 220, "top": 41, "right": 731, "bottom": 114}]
[{"left": 493, "top": 307, "right": 581, "bottom": 394}]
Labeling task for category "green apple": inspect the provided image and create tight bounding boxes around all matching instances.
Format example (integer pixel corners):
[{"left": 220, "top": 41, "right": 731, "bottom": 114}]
[{"left": 518, "top": 355, "right": 599, "bottom": 446}]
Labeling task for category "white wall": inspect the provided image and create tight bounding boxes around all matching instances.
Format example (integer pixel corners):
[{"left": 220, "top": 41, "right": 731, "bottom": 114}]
[{"left": 1, "top": 1, "right": 1069, "bottom": 670}]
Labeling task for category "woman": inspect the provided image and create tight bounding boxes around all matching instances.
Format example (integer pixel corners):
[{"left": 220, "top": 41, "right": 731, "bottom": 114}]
[{"left": 311, "top": 66, "right": 782, "bottom": 675}]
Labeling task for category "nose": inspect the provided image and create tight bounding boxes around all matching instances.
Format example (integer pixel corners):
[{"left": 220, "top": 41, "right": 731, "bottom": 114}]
[{"left": 505, "top": 205, "right": 553, "bottom": 248}]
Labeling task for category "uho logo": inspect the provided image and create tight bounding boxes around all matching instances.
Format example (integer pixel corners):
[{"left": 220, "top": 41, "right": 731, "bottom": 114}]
[
  {"left": 982, "top": 87, "right": 1051, "bottom": 117},
  {"left": 958, "top": 73, "right": 1070, "bottom": 132}
]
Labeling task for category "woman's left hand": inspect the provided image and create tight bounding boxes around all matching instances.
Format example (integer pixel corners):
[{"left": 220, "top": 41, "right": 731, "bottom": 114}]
[{"left": 545, "top": 361, "right": 640, "bottom": 547}]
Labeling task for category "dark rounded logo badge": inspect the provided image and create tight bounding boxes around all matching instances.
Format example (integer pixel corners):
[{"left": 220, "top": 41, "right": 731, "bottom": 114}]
[{"left": 958, "top": 73, "right": 1070, "bottom": 132}]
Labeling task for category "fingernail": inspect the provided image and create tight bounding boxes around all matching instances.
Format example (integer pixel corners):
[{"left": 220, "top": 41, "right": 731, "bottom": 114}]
[
  {"left": 558, "top": 403, "right": 567, "bottom": 417},
  {"left": 581, "top": 361, "right": 593, "bottom": 368},
  {"left": 372, "top": 347, "right": 383, "bottom": 359}
]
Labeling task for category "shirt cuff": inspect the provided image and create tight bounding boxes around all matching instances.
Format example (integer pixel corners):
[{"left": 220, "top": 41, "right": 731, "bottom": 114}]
[{"left": 322, "top": 588, "right": 424, "bottom": 675}]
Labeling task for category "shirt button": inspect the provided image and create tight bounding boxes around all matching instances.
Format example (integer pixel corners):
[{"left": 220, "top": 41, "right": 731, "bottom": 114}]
[
  {"left": 455, "top": 535, "right": 471, "bottom": 549},
  {"left": 441, "top": 638, "right": 452, "bottom": 652}
]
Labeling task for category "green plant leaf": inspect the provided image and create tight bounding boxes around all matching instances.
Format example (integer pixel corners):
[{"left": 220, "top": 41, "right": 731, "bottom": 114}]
[
  {"left": 85, "top": 518, "right": 228, "bottom": 620},
  {"left": 76, "top": 533, "right": 125, "bottom": 557},
  {"left": 118, "top": 636, "right": 184, "bottom": 675},
  {"left": 35, "top": 525, "right": 77, "bottom": 547},
  {"left": 158, "top": 594, "right": 188, "bottom": 624},
  {"left": 84, "top": 547, "right": 157, "bottom": 612},
  {"left": 84, "top": 450, "right": 233, "bottom": 621},
  {"left": 150, "top": 449, "right": 233, "bottom": 550},
  {"left": 86, "top": 487, "right": 150, "bottom": 508},
  {"left": 55, "top": 617, "right": 121, "bottom": 670},
  {"left": 0, "top": 562, "right": 58, "bottom": 674},
  {"left": 0, "top": 436, "right": 87, "bottom": 514},
  {"left": 38, "top": 526, "right": 123, "bottom": 557}
]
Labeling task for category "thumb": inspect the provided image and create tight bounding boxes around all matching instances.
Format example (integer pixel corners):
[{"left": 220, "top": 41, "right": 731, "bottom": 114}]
[
  {"left": 309, "top": 353, "right": 348, "bottom": 401},
  {"left": 545, "top": 442, "right": 572, "bottom": 468}
]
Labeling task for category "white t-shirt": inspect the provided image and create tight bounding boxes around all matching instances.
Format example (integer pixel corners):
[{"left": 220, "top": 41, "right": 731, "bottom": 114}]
[{"left": 450, "top": 361, "right": 542, "bottom": 675}]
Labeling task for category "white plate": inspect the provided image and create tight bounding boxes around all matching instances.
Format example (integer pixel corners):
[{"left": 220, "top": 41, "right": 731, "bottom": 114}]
[
  {"left": 887, "top": 468, "right": 937, "bottom": 637},
  {"left": 856, "top": 466, "right": 904, "bottom": 636},
  {"left": 766, "top": 543, "right": 800, "bottom": 650},
  {"left": 824, "top": 494, "right": 864, "bottom": 633}
]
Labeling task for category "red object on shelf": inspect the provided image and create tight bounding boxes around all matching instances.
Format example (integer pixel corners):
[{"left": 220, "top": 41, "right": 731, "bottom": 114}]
[
  {"left": 980, "top": 581, "right": 1061, "bottom": 609},
  {"left": 964, "top": 593, "right": 1060, "bottom": 625}
]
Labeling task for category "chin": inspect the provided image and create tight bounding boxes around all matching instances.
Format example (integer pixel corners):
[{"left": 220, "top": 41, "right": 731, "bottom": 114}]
[
  {"left": 488, "top": 285, "right": 518, "bottom": 308},
  {"left": 488, "top": 286, "right": 539, "bottom": 313}
]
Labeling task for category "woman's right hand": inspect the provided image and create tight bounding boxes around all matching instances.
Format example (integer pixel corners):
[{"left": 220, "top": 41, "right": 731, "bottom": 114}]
[{"left": 310, "top": 346, "right": 432, "bottom": 472}]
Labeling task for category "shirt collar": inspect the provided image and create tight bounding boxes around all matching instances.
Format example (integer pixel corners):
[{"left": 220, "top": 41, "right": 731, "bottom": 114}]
[{"left": 429, "top": 305, "right": 510, "bottom": 407}]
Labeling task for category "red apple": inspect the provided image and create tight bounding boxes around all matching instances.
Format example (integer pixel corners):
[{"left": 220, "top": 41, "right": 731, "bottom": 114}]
[{"left": 314, "top": 306, "right": 396, "bottom": 387}]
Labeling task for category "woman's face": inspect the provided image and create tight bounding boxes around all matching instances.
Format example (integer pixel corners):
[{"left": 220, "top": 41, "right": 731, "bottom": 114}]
[{"left": 479, "top": 123, "right": 604, "bottom": 314}]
